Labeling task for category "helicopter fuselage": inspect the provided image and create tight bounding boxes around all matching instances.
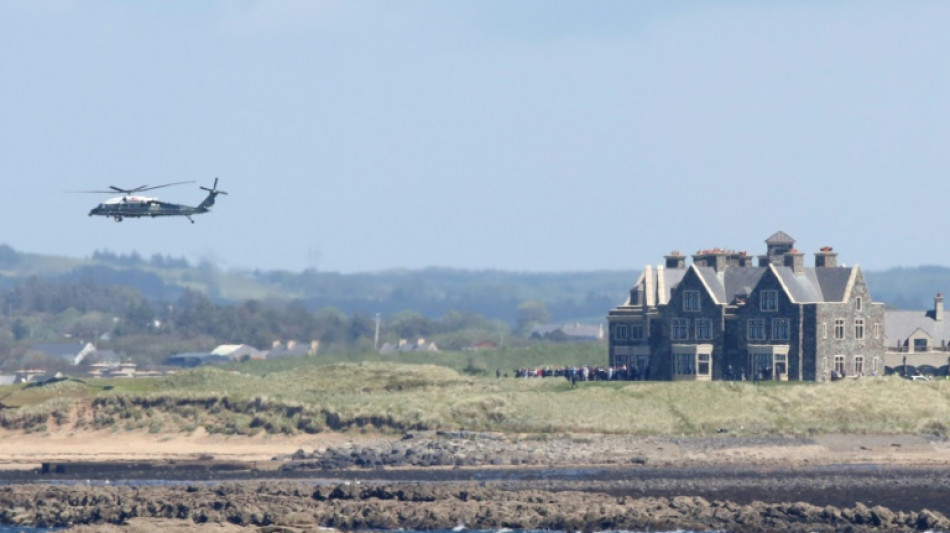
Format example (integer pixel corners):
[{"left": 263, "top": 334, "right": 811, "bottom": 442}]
[
  {"left": 88, "top": 196, "right": 209, "bottom": 222},
  {"left": 87, "top": 180, "right": 224, "bottom": 223}
]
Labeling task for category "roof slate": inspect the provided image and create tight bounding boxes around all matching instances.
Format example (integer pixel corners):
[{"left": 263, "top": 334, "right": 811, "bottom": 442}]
[
  {"left": 766, "top": 231, "right": 795, "bottom": 245},
  {"left": 884, "top": 310, "right": 950, "bottom": 344}
]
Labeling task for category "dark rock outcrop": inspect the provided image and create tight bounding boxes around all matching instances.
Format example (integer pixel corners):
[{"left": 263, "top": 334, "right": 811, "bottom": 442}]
[{"left": 1, "top": 482, "right": 947, "bottom": 533}]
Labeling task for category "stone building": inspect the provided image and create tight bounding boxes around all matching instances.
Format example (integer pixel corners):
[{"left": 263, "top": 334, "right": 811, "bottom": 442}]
[
  {"left": 883, "top": 293, "right": 950, "bottom": 376},
  {"left": 607, "top": 231, "right": 885, "bottom": 382}
]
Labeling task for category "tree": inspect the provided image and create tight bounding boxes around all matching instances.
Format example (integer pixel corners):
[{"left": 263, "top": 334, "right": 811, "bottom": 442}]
[
  {"left": 346, "top": 312, "right": 376, "bottom": 343},
  {"left": 386, "top": 310, "right": 434, "bottom": 339},
  {"left": 516, "top": 300, "right": 550, "bottom": 336}
]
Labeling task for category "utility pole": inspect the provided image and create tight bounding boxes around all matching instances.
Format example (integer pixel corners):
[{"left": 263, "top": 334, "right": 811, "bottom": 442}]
[{"left": 374, "top": 313, "right": 381, "bottom": 352}]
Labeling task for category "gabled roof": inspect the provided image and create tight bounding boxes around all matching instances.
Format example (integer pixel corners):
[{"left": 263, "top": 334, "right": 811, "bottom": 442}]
[
  {"left": 27, "top": 342, "right": 95, "bottom": 365},
  {"left": 691, "top": 265, "right": 768, "bottom": 305},
  {"left": 212, "top": 344, "right": 262, "bottom": 359},
  {"left": 626, "top": 265, "right": 688, "bottom": 306},
  {"left": 689, "top": 263, "right": 859, "bottom": 305},
  {"left": 884, "top": 310, "right": 950, "bottom": 344},
  {"left": 773, "top": 266, "right": 825, "bottom": 303},
  {"left": 813, "top": 267, "right": 855, "bottom": 302}
]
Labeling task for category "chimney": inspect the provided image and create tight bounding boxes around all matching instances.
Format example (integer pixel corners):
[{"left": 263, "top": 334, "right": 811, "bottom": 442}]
[
  {"left": 815, "top": 246, "right": 838, "bottom": 268},
  {"left": 733, "top": 251, "right": 753, "bottom": 267},
  {"left": 692, "top": 248, "right": 729, "bottom": 273},
  {"left": 665, "top": 251, "right": 686, "bottom": 269},
  {"left": 784, "top": 249, "right": 804, "bottom": 274},
  {"left": 936, "top": 293, "right": 944, "bottom": 322}
]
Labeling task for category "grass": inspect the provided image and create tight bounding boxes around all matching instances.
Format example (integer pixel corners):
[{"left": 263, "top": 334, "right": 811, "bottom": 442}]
[{"left": 1, "top": 357, "right": 949, "bottom": 437}]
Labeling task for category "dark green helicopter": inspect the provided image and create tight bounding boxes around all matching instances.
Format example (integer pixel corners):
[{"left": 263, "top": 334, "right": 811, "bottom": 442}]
[{"left": 85, "top": 178, "right": 227, "bottom": 223}]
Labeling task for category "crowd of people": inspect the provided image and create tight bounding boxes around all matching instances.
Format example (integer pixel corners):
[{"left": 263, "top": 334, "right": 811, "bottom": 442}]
[{"left": 511, "top": 365, "right": 647, "bottom": 382}]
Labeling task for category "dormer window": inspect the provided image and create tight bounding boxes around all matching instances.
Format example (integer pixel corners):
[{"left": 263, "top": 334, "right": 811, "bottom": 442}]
[
  {"left": 683, "top": 290, "right": 701, "bottom": 312},
  {"left": 856, "top": 297, "right": 863, "bottom": 311},
  {"left": 760, "top": 290, "right": 778, "bottom": 312}
]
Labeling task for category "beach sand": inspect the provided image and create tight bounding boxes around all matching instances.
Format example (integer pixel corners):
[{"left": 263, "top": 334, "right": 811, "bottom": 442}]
[{"left": 0, "top": 427, "right": 946, "bottom": 469}]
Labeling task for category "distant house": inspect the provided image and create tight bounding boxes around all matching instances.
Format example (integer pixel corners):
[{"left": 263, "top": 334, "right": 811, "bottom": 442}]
[
  {"left": 531, "top": 323, "right": 605, "bottom": 342},
  {"left": 164, "top": 352, "right": 230, "bottom": 367},
  {"left": 211, "top": 344, "right": 263, "bottom": 361},
  {"left": 379, "top": 338, "right": 439, "bottom": 354},
  {"left": 883, "top": 293, "right": 950, "bottom": 376},
  {"left": 14, "top": 369, "right": 60, "bottom": 384},
  {"left": 26, "top": 342, "right": 96, "bottom": 365},
  {"left": 88, "top": 361, "right": 137, "bottom": 378},
  {"left": 464, "top": 341, "right": 499, "bottom": 351},
  {"left": 85, "top": 349, "right": 119, "bottom": 364},
  {"left": 265, "top": 340, "right": 319, "bottom": 359}
]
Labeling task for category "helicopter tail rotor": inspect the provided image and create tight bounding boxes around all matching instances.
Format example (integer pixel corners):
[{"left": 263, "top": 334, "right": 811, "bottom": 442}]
[
  {"left": 198, "top": 178, "right": 227, "bottom": 211},
  {"left": 200, "top": 177, "right": 228, "bottom": 195}
]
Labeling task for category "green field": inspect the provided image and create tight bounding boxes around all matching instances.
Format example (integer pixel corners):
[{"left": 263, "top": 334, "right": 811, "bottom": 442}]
[{"left": 1, "top": 349, "right": 948, "bottom": 438}]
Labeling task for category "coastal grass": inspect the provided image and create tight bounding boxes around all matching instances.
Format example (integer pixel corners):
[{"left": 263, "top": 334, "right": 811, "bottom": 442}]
[{"left": 2, "top": 360, "right": 950, "bottom": 437}]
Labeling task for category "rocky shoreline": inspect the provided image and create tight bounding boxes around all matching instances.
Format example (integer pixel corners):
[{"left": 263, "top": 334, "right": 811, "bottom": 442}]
[
  {"left": 4, "top": 480, "right": 949, "bottom": 533},
  {"left": 4, "top": 431, "right": 950, "bottom": 532}
]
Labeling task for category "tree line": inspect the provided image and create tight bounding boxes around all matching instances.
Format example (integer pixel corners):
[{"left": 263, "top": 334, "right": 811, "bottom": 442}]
[{"left": 0, "top": 276, "right": 561, "bottom": 371}]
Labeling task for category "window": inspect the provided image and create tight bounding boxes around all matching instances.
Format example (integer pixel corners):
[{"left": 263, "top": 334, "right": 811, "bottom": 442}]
[
  {"left": 697, "top": 353, "right": 711, "bottom": 376},
  {"left": 854, "top": 355, "right": 864, "bottom": 376},
  {"left": 760, "top": 290, "right": 778, "bottom": 312},
  {"left": 771, "top": 318, "right": 790, "bottom": 341},
  {"left": 683, "top": 290, "right": 701, "bottom": 312},
  {"left": 873, "top": 323, "right": 880, "bottom": 339},
  {"left": 856, "top": 297, "right": 863, "bottom": 311},
  {"left": 914, "top": 338, "right": 929, "bottom": 352},
  {"left": 672, "top": 319, "right": 689, "bottom": 340},
  {"left": 834, "top": 355, "right": 846, "bottom": 376},
  {"left": 675, "top": 353, "right": 695, "bottom": 375},
  {"left": 834, "top": 318, "right": 845, "bottom": 340},
  {"left": 821, "top": 322, "right": 827, "bottom": 339},
  {"left": 854, "top": 318, "right": 865, "bottom": 340},
  {"left": 695, "top": 318, "right": 713, "bottom": 340},
  {"left": 631, "top": 324, "right": 643, "bottom": 340},
  {"left": 613, "top": 324, "right": 628, "bottom": 341},
  {"left": 747, "top": 319, "right": 766, "bottom": 341}
]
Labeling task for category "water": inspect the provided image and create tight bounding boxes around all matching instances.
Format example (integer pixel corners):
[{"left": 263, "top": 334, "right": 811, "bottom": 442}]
[{"left": 0, "top": 527, "right": 62, "bottom": 533}]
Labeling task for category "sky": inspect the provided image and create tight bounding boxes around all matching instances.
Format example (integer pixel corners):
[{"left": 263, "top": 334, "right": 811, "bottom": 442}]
[{"left": 1, "top": 1, "right": 948, "bottom": 273}]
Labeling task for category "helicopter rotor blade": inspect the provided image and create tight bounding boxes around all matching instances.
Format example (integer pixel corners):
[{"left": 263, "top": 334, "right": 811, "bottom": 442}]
[
  {"left": 71, "top": 181, "right": 195, "bottom": 195},
  {"left": 131, "top": 180, "right": 195, "bottom": 193}
]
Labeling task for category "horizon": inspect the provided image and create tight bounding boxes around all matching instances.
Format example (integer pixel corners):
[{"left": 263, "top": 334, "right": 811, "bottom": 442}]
[
  {"left": 3, "top": 2, "right": 949, "bottom": 273},
  {"left": 6, "top": 240, "right": 950, "bottom": 277}
]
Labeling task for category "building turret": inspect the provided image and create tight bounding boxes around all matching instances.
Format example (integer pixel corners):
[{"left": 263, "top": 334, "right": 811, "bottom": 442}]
[{"left": 760, "top": 230, "right": 796, "bottom": 266}]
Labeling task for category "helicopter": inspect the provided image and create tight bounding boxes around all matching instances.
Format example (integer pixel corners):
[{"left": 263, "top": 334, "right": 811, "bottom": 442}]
[{"left": 84, "top": 178, "right": 227, "bottom": 223}]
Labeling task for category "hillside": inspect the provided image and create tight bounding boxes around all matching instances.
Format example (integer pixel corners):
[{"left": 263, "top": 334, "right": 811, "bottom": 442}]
[{"left": 1, "top": 244, "right": 949, "bottom": 324}]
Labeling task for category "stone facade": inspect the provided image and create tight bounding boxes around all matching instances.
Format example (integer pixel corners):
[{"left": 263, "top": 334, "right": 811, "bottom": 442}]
[{"left": 607, "top": 232, "right": 886, "bottom": 382}]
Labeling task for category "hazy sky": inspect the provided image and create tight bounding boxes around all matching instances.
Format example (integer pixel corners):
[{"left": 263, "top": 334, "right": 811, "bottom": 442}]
[{"left": 2, "top": 1, "right": 948, "bottom": 273}]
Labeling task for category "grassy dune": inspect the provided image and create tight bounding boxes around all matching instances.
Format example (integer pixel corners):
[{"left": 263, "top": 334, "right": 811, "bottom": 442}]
[{"left": 0, "top": 359, "right": 948, "bottom": 437}]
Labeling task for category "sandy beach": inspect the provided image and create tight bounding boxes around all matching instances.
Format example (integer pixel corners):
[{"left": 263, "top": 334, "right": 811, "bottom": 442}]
[{"left": 0, "top": 427, "right": 948, "bottom": 469}]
